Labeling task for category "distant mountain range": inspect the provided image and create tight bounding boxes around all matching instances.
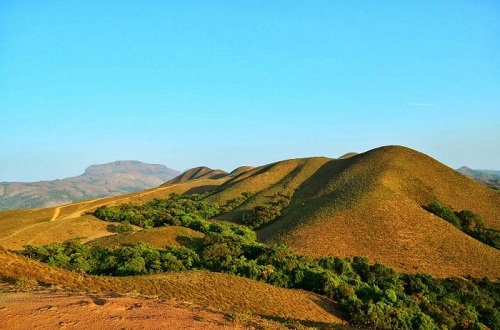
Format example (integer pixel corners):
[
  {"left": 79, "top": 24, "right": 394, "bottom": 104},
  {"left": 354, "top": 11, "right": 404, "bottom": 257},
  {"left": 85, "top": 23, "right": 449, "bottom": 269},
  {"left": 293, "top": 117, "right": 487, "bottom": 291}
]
[
  {"left": 456, "top": 166, "right": 500, "bottom": 190},
  {"left": 0, "top": 161, "right": 179, "bottom": 210},
  {"left": 1, "top": 158, "right": 497, "bottom": 212}
]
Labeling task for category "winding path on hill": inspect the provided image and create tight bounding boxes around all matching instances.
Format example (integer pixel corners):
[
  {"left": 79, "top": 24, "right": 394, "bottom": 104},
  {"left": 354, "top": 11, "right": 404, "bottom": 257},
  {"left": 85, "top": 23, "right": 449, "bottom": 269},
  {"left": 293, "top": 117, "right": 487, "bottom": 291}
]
[
  {"left": 0, "top": 182, "right": 218, "bottom": 249},
  {"left": 50, "top": 207, "right": 61, "bottom": 221},
  {"left": 46, "top": 185, "right": 180, "bottom": 222}
]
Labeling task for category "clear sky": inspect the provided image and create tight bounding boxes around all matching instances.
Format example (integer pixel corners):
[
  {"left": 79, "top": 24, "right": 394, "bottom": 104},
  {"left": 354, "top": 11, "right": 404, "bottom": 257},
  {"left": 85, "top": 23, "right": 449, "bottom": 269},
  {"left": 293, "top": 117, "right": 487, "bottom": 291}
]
[{"left": 1, "top": 1, "right": 499, "bottom": 182}]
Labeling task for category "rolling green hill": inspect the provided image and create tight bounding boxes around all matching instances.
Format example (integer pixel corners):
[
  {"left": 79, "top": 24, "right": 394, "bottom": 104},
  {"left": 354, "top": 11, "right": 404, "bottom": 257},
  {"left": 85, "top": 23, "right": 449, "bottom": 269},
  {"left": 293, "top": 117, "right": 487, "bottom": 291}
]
[
  {"left": 1, "top": 145, "right": 499, "bottom": 329},
  {"left": 1, "top": 145, "right": 498, "bottom": 279},
  {"left": 194, "top": 145, "right": 499, "bottom": 278}
]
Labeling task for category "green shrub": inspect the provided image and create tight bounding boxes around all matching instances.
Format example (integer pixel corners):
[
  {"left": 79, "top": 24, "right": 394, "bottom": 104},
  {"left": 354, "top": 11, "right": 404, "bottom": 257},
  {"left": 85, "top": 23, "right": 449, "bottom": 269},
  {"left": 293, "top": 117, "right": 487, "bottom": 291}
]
[
  {"left": 424, "top": 201, "right": 462, "bottom": 229},
  {"left": 115, "top": 221, "right": 133, "bottom": 233},
  {"left": 241, "top": 194, "right": 291, "bottom": 229},
  {"left": 424, "top": 202, "right": 499, "bottom": 249}
]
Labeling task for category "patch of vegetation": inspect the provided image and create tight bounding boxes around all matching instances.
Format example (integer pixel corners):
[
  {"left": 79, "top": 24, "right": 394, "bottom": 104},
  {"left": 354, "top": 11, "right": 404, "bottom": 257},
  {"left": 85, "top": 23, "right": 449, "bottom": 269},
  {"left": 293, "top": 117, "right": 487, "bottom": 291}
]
[
  {"left": 424, "top": 201, "right": 500, "bottom": 249},
  {"left": 94, "top": 193, "right": 221, "bottom": 229},
  {"left": 241, "top": 193, "right": 291, "bottom": 229},
  {"left": 21, "top": 233, "right": 500, "bottom": 329},
  {"left": 17, "top": 194, "right": 500, "bottom": 329},
  {"left": 19, "top": 193, "right": 499, "bottom": 330},
  {"left": 114, "top": 221, "right": 134, "bottom": 233},
  {"left": 218, "top": 191, "right": 252, "bottom": 214},
  {"left": 94, "top": 192, "right": 252, "bottom": 229}
]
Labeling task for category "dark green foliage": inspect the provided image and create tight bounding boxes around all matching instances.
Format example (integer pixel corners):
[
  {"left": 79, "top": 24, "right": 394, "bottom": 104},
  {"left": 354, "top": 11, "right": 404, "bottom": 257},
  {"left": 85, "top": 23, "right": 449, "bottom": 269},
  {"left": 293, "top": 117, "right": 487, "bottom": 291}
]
[
  {"left": 115, "top": 221, "right": 134, "bottom": 233},
  {"left": 218, "top": 192, "right": 252, "bottom": 214},
  {"left": 241, "top": 193, "right": 291, "bottom": 229},
  {"left": 21, "top": 236, "right": 499, "bottom": 330},
  {"left": 424, "top": 202, "right": 499, "bottom": 249},
  {"left": 94, "top": 193, "right": 221, "bottom": 229},
  {"left": 424, "top": 201, "right": 462, "bottom": 229}
]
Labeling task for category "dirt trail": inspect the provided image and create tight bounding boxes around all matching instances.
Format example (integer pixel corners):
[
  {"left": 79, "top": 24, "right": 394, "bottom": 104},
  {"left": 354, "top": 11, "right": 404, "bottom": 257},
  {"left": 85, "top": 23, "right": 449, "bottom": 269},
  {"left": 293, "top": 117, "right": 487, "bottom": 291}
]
[
  {"left": 49, "top": 207, "right": 60, "bottom": 221},
  {"left": 0, "top": 184, "right": 200, "bottom": 247}
]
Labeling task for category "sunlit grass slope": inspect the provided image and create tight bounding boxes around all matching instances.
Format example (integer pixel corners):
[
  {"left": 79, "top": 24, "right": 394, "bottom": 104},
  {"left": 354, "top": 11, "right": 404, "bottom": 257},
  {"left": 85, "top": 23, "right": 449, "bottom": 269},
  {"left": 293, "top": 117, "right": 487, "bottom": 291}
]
[
  {"left": 206, "top": 157, "right": 331, "bottom": 221},
  {"left": 1, "top": 145, "right": 498, "bottom": 279},
  {"left": 165, "top": 166, "right": 228, "bottom": 184},
  {"left": 259, "top": 146, "right": 500, "bottom": 278},
  {"left": 0, "top": 178, "right": 228, "bottom": 250},
  {"left": 0, "top": 247, "right": 347, "bottom": 325}
]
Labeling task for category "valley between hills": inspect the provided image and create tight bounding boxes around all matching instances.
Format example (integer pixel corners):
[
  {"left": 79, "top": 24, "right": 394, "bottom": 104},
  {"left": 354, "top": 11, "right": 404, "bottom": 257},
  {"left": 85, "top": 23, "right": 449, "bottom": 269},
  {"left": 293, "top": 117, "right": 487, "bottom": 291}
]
[{"left": 0, "top": 145, "right": 499, "bottom": 329}]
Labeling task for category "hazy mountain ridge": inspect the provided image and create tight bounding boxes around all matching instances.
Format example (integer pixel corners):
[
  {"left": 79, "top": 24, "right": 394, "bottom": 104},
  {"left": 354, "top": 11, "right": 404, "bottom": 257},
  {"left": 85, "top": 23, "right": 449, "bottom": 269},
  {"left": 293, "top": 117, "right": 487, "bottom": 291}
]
[
  {"left": 0, "top": 161, "right": 179, "bottom": 210},
  {"left": 457, "top": 166, "right": 500, "bottom": 189}
]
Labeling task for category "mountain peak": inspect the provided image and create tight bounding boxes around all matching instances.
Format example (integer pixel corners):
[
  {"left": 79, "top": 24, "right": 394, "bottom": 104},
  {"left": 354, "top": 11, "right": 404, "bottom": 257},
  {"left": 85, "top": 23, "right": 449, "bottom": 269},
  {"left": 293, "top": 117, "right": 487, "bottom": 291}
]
[
  {"left": 84, "top": 160, "right": 172, "bottom": 175},
  {"left": 0, "top": 161, "right": 179, "bottom": 210}
]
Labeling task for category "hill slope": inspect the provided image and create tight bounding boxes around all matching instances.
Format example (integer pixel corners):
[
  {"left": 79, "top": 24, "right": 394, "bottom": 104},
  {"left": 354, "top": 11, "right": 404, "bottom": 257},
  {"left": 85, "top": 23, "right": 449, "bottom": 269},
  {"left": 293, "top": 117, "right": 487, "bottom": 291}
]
[
  {"left": 165, "top": 166, "right": 228, "bottom": 184},
  {"left": 255, "top": 146, "right": 500, "bottom": 278},
  {"left": 0, "top": 161, "right": 179, "bottom": 210},
  {"left": 0, "top": 145, "right": 498, "bottom": 279},
  {"left": 0, "top": 247, "right": 347, "bottom": 327},
  {"left": 0, "top": 176, "right": 230, "bottom": 250}
]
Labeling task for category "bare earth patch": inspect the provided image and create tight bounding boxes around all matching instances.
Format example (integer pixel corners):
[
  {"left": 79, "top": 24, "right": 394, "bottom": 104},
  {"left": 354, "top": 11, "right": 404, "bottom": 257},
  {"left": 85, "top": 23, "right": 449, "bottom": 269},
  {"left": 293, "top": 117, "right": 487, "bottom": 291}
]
[{"left": 0, "top": 288, "right": 275, "bottom": 330}]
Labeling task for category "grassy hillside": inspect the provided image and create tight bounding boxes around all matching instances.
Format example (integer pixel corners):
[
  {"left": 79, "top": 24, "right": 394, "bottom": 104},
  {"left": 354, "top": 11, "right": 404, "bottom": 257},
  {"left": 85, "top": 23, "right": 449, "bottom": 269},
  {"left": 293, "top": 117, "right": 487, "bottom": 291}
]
[
  {"left": 2, "top": 145, "right": 500, "bottom": 329},
  {"left": 1, "top": 145, "right": 498, "bottom": 279},
  {"left": 165, "top": 166, "right": 228, "bottom": 184},
  {"left": 206, "top": 157, "right": 331, "bottom": 220},
  {"left": 0, "top": 247, "right": 347, "bottom": 326},
  {"left": 258, "top": 146, "right": 500, "bottom": 278},
  {"left": 0, "top": 178, "right": 228, "bottom": 250}
]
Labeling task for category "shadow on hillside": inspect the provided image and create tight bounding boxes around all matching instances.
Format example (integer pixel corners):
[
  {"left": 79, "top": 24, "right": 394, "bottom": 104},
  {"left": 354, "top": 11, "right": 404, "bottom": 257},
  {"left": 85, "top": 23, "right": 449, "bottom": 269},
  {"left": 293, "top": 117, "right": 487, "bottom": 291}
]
[
  {"left": 184, "top": 185, "right": 220, "bottom": 195},
  {"left": 106, "top": 224, "right": 118, "bottom": 233},
  {"left": 218, "top": 163, "right": 275, "bottom": 190},
  {"left": 176, "top": 235, "right": 203, "bottom": 249},
  {"left": 255, "top": 157, "right": 360, "bottom": 242}
]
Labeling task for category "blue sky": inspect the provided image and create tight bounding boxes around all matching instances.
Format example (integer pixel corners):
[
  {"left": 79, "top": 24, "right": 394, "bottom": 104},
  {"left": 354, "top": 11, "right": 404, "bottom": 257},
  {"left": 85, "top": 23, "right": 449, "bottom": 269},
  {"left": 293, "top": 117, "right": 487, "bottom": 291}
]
[{"left": 1, "top": 1, "right": 499, "bottom": 182}]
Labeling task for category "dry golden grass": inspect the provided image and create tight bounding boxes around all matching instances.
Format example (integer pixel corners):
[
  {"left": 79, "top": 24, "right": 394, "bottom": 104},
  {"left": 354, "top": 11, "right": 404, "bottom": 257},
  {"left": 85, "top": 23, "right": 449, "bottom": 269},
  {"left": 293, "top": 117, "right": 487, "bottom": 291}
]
[
  {"left": 1, "top": 145, "right": 498, "bottom": 280},
  {"left": 0, "top": 208, "right": 53, "bottom": 237},
  {"left": 0, "top": 248, "right": 348, "bottom": 327},
  {"left": 105, "top": 272, "right": 346, "bottom": 325},
  {"left": 0, "top": 178, "right": 227, "bottom": 250},
  {"left": 0, "top": 289, "right": 279, "bottom": 330},
  {"left": 0, "top": 214, "right": 115, "bottom": 250},
  {"left": 229, "top": 166, "right": 254, "bottom": 177},
  {"left": 259, "top": 146, "right": 500, "bottom": 278},
  {"left": 165, "top": 167, "right": 228, "bottom": 184},
  {"left": 85, "top": 226, "right": 204, "bottom": 249},
  {"left": 208, "top": 157, "right": 331, "bottom": 222}
]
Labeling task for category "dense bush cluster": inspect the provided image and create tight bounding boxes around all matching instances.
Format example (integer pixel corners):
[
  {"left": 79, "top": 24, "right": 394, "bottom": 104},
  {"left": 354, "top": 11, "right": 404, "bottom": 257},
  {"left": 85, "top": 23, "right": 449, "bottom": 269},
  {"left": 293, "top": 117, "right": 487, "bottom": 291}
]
[
  {"left": 20, "top": 195, "right": 500, "bottom": 329},
  {"left": 424, "top": 201, "right": 499, "bottom": 249},
  {"left": 94, "top": 192, "right": 253, "bottom": 229},
  {"left": 20, "top": 219, "right": 254, "bottom": 276},
  {"left": 241, "top": 193, "right": 291, "bottom": 229},
  {"left": 94, "top": 193, "right": 221, "bottom": 229}
]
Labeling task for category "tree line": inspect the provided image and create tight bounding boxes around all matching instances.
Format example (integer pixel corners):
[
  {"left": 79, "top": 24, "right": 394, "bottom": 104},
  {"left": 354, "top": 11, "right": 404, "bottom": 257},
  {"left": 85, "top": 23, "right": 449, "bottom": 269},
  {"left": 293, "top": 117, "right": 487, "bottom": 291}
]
[{"left": 19, "top": 193, "right": 500, "bottom": 329}]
